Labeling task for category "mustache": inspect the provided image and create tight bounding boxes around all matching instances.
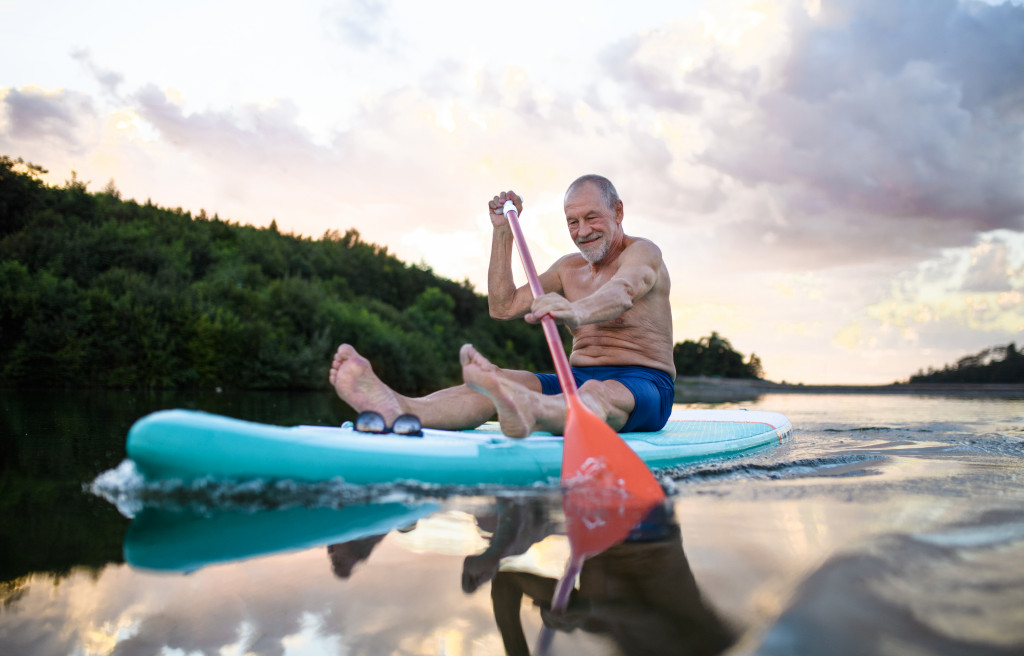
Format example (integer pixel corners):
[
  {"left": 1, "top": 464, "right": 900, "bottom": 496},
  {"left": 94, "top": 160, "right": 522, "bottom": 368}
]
[{"left": 575, "top": 233, "right": 603, "bottom": 245}]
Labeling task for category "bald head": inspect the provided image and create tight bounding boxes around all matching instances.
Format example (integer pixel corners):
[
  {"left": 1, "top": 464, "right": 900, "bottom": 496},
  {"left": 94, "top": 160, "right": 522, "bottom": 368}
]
[{"left": 565, "top": 174, "right": 620, "bottom": 211}]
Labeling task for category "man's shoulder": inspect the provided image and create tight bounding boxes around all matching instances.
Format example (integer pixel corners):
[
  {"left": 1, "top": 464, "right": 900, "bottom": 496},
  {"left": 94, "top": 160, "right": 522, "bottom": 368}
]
[
  {"left": 624, "top": 234, "right": 661, "bottom": 251},
  {"left": 622, "top": 235, "right": 666, "bottom": 263}
]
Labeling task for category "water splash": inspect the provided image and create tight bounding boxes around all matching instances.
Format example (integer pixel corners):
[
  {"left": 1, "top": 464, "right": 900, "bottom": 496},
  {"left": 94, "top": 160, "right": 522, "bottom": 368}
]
[{"left": 87, "top": 459, "right": 561, "bottom": 517}]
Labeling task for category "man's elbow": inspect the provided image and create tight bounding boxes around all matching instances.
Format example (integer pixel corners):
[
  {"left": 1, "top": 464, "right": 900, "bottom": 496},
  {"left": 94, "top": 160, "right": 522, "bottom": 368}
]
[
  {"left": 615, "top": 274, "right": 653, "bottom": 304},
  {"left": 488, "top": 302, "right": 512, "bottom": 321}
]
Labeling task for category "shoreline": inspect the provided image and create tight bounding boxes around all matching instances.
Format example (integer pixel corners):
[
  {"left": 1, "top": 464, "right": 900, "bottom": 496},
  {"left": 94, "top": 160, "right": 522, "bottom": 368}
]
[{"left": 674, "top": 376, "right": 1024, "bottom": 403}]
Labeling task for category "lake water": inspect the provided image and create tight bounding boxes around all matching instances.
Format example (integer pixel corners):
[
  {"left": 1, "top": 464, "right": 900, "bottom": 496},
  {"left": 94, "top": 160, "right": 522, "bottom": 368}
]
[{"left": 2, "top": 388, "right": 1023, "bottom": 655}]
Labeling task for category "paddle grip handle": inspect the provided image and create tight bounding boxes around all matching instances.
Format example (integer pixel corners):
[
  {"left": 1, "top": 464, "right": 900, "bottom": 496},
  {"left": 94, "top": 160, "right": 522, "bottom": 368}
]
[{"left": 502, "top": 201, "right": 579, "bottom": 397}]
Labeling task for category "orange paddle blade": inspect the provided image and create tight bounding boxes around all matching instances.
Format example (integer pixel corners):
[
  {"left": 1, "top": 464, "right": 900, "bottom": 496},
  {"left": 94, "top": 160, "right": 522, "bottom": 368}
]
[
  {"left": 561, "top": 395, "right": 665, "bottom": 509},
  {"left": 562, "top": 476, "right": 663, "bottom": 562}
]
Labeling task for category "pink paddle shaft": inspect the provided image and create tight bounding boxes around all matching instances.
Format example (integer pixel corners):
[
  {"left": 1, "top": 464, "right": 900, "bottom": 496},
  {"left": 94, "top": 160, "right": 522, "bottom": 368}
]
[{"left": 501, "top": 200, "right": 578, "bottom": 396}]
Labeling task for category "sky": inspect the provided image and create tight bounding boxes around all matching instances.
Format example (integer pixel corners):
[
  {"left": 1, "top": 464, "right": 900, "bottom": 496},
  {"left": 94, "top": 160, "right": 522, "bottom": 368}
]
[{"left": 2, "top": 0, "right": 1023, "bottom": 384}]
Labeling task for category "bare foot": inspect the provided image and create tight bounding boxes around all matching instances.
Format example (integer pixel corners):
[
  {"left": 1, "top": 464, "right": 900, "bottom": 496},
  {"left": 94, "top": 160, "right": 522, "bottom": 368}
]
[
  {"left": 460, "top": 344, "right": 536, "bottom": 438},
  {"left": 329, "top": 344, "right": 405, "bottom": 423}
]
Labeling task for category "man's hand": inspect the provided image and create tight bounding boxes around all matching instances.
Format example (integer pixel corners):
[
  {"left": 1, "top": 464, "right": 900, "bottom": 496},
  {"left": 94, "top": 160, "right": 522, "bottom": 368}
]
[
  {"left": 538, "top": 598, "right": 594, "bottom": 633},
  {"left": 526, "top": 292, "right": 581, "bottom": 329},
  {"left": 487, "top": 190, "right": 524, "bottom": 228}
]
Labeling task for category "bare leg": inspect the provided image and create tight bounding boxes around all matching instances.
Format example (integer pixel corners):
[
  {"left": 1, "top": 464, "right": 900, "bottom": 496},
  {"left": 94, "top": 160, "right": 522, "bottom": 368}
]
[
  {"left": 329, "top": 343, "right": 630, "bottom": 436},
  {"left": 460, "top": 345, "right": 638, "bottom": 437},
  {"left": 329, "top": 343, "right": 504, "bottom": 430},
  {"left": 329, "top": 344, "right": 408, "bottom": 423},
  {"left": 460, "top": 344, "right": 571, "bottom": 437}
]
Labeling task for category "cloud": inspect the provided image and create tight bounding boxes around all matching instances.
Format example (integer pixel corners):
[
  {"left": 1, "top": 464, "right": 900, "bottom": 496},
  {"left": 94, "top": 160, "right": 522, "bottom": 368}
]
[
  {"left": 0, "top": 87, "right": 98, "bottom": 150},
  {"left": 697, "top": 0, "right": 1024, "bottom": 265},
  {"left": 600, "top": 33, "right": 704, "bottom": 113},
  {"left": 839, "top": 230, "right": 1024, "bottom": 366},
  {"left": 784, "top": 0, "right": 1024, "bottom": 112},
  {"left": 71, "top": 48, "right": 124, "bottom": 97},
  {"left": 961, "top": 237, "right": 1016, "bottom": 292},
  {"left": 323, "top": 0, "right": 393, "bottom": 51},
  {"left": 686, "top": 50, "right": 761, "bottom": 98}
]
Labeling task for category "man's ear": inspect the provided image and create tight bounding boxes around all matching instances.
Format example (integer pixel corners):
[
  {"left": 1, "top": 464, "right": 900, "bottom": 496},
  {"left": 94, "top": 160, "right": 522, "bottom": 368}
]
[{"left": 615, "top": 200, "right": 624, "bottom": 224}]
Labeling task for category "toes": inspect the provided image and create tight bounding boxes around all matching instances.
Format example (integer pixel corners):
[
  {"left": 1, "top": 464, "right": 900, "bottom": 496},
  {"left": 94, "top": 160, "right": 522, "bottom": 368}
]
[
  {"left": 460, "top": 344, "right": 497, "bottom": 371},
  {"left": 334, "top": 343, "right": 358, "bottom": 361}
]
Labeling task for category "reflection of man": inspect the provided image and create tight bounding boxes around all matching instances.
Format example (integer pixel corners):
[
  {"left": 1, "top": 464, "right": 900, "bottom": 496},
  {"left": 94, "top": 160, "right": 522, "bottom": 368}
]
[
  {"left": 486, "top": 503, "right": 735, "bottom": 656},
  {"left": 462, "top": 497, "right": 560, "bottom": 594}
]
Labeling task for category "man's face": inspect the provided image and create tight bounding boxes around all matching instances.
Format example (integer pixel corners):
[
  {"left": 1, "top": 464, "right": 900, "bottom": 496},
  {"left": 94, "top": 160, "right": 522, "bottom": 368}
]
[{"left": 564, "top": 182, "right": 622, "bottom": 264}]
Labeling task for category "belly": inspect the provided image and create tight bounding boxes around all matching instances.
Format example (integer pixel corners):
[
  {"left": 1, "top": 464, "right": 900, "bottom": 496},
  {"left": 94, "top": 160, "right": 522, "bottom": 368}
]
[{"left": 569, "top": 329, "right": 675, "bottom": 376}]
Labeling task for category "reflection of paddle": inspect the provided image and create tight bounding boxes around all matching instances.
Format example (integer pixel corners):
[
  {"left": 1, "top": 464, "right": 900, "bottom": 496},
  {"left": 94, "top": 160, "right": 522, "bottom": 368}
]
[
  {"left": 535, "top": 488, "right": 662, "bottom": 653},
  {"left": 501, "top": 199, "right": 664, "bottom": 501},
  {"left": 501, "top": 198, "right": 665, "bottom": 653}
]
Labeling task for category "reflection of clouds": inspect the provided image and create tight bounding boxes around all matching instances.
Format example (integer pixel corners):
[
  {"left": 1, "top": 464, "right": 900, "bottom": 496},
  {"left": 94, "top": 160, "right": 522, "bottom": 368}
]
[
  {"left": 0, "top": 536, "right": 500, "bottom": 656},
  {"left": 392, "top": 510, "right": 490, "bottom": 555}
]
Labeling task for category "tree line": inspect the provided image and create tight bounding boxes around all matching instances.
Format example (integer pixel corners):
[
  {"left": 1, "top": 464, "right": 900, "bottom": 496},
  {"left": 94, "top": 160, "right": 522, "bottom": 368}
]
[
  {"left": 0, "top": 156, "right": 557, "bottom": 393},
  {"left": 672, "top": 331, "right": 763, "bottom": 379},
  {"left": 1, "top": 155, "right": 762, "bottom": 391},
  {"left": 908, "top": 343, "right": 1023, "bottom": 384}
]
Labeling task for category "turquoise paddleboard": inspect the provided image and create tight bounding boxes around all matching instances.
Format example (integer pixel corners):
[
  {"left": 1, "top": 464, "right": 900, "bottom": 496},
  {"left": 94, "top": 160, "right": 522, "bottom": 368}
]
[{"left": 127, "top": 409, "right": 791, "bottom": 486}]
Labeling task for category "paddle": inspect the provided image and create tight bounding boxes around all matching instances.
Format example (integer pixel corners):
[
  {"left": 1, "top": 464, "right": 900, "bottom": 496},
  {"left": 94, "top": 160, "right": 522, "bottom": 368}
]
[
  {"left": 502, "top": 198, "right": 668, "bottom": 654},
  {"left": 500, "top": 199, "right": 665, "bottom": 502}
]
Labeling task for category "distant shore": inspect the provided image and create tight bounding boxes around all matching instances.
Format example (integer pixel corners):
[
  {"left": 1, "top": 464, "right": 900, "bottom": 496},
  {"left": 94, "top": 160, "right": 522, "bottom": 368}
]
[{"left": 674, "top": 376, "right": 1024, "bottom": 403}]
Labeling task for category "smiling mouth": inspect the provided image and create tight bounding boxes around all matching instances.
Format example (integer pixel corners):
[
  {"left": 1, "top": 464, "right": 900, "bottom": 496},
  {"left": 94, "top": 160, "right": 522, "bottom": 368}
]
[{"left": 576, "top": 234, "right": 602, "bottom": 245}]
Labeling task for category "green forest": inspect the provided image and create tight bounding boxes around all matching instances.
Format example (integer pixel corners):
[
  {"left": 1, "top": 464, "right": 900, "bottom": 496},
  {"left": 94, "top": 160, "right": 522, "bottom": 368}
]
[
  {"left": 0, "top": 156, "right": 557, "bottom": 393},
  {"left": 909, "top": 343, "right": 1023, "bottom": 384},
  {"left": 1, "top": 155, "right": 759, "bottom": 392}
]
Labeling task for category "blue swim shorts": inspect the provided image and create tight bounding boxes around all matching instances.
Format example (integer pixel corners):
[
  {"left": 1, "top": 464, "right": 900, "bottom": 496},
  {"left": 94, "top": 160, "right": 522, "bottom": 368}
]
[{"left": 533, "top": 365, "right": 675, "bottom": 433}]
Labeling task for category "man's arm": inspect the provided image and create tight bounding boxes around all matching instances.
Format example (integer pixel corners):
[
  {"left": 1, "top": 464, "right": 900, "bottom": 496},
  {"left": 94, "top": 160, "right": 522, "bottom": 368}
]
[
  {"left": 526, "top": 239, "right": 663, "bottom": 329},
  {"left": 486, "top": 191, "right": 561, "bottom": 320}
]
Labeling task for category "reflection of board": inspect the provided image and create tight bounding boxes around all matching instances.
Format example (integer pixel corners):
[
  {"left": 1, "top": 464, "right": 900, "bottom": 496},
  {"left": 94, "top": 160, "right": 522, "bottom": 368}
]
[
  {"left": 127, "top": 409, "right": 792, "bottom": 486},
  {"left": 124, "top": 502, "right": 440, "bottom": 572}
]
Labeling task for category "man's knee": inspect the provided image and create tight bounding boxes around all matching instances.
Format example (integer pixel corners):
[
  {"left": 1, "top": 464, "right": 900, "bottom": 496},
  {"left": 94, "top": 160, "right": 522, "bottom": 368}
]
[{"left": 579, "top": 379, "right": 633, "bottom": 429}]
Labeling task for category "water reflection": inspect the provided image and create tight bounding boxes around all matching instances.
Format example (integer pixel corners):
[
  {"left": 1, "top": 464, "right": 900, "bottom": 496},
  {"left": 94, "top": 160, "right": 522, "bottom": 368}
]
[
  {"left": 469, "top": 500, "right": 734, "bottom": 656},
  {"left": 6, "top": 390, "right": 1022, "bottom": 654},
  {"left": 114, "top": 496, "right": 735, "bottom": 655},
  {"left": 124, "top": 503, "right": 439, "bottom": 573},
  {"left": 0, "top": 388, "right": 351, "bottom": 584},
  {"left": 462, "top": 498, "right": 560, "bottom": 594}
]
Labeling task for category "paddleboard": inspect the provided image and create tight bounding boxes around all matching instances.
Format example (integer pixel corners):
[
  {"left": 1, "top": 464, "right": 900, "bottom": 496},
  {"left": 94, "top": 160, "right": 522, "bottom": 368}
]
[{"left": 127, "top": 408, "right": 791, "bottom": 486}]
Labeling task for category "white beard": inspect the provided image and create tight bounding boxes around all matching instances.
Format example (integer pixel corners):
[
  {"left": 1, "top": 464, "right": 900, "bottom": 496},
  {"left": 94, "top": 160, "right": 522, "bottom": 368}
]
[{"left": 576, "top": 234, "right": 609, "bottom": 263}]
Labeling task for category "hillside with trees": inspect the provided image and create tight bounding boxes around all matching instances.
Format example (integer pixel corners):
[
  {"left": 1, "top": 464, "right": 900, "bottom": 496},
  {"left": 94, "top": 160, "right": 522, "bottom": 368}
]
[
  {"left": 1, "top": 155, "right": 765, "bottom": 392},
  {"left": 908, "top": 343, "right": 1023, "bottom": 384},
  {"left": 0, "top": 156, "right": 555, "bottom": 393}
]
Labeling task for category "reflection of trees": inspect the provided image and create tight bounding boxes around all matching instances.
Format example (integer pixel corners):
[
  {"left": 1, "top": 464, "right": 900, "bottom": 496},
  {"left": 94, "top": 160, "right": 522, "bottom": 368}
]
[{"left": 463, "top": 500, "right": 735, "bottom": 656}]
